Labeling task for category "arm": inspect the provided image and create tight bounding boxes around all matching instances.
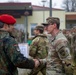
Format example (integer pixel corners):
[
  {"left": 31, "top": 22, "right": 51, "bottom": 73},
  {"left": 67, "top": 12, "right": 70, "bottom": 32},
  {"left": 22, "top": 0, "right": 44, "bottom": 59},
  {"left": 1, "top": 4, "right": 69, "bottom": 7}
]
[
  {"left": 29, "top": 38, "right": 39, "bottom": 57},
  {"left": 55, "top": 39, "right": 72, "bottom": 65},
  {"left": 4, "top": 37, "right": 37, "bottom": 69}
]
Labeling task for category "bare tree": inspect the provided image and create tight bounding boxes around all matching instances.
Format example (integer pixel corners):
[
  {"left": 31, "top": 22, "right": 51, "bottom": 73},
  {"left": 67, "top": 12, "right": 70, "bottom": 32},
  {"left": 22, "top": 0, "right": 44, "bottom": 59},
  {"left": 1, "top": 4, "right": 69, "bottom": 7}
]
[{"left": 62, "top": 0, "right": 76, "bottom": 12}]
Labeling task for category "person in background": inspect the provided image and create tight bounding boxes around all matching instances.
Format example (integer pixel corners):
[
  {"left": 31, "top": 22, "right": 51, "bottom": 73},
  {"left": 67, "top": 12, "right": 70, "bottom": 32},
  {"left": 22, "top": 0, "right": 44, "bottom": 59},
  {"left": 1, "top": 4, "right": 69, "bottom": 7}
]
[
  {"left": 29, "top": 25, "right": 49, "bottom": 75},
  {"left": 70, "top": 27, "right": 76, "bottom": 75},
  {"left": 0, "top": 14, "right": 40, "bottom": 75}
]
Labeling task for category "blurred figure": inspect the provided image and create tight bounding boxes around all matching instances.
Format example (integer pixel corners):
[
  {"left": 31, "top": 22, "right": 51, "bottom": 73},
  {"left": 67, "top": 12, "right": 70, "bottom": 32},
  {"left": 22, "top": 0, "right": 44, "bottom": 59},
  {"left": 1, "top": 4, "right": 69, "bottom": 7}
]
[
  {"left": 10, "top": 28, "right": 25, "bottom": 43},
  {"left": 71, "top": 27, "right": 76, "bottom": 75},
  {"left": 62, "top": 29, "right": 73, "bottom": 54},
  {"left": 62, "top": 29, "right": 74, "bottom": 75}
]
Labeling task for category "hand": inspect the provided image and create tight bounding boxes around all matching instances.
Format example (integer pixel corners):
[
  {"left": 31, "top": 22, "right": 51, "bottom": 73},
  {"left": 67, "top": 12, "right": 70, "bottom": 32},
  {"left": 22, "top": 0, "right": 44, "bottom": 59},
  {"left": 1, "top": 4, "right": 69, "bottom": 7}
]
[{"left": 33, "top": 59, "right": 40, "bottom": 68}]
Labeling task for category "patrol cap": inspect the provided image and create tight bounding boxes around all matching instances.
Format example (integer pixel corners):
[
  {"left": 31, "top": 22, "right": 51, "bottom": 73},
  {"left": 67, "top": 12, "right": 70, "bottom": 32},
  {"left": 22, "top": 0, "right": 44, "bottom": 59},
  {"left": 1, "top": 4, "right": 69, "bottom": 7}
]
[
  {"left": 41, "top": 23, "right": 48, "bottom": 26},
  {"left": 42, "top": 17, "right": 60, "bottom": 26},
  {"left": 0, "top": 14, "right": 16, "bottom": 25},
  {"left": 34, "top": 25, "right": 44, "bottom": 31}
]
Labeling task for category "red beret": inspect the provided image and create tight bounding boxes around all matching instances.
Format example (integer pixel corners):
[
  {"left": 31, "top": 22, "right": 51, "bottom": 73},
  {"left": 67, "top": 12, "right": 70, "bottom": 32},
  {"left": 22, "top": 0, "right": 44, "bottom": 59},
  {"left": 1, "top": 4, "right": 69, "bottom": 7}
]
[{"left": 0, "top": 14, "right": 16, "bottom": 25}]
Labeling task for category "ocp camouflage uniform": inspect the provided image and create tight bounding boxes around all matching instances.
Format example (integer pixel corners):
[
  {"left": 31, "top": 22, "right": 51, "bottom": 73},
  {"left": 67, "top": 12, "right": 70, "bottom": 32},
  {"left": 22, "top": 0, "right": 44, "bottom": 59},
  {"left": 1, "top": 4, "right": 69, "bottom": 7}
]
[
  {"left": 71, "top": 27, "right": 76, "bottom": 75},
  {"left": 73, "top": 33, "right": 76, "bottom": 75},
  {"left": 71, "top": 27, "right": 76, "bottom": 61},
  {"left": 63, "top": 29, "right": 74, "bottom": 58},
  {"left": 41, "top": 31, "right": 72, "bottom": 75},
  {"left": 63, "top": 29, "right": 74, "bottom": 75},
  {"left": 29, "top": 34, "right": 49, "bottom": 75},
  {"left": 0, "top": 30, "right": 35, "bottom": 75}
]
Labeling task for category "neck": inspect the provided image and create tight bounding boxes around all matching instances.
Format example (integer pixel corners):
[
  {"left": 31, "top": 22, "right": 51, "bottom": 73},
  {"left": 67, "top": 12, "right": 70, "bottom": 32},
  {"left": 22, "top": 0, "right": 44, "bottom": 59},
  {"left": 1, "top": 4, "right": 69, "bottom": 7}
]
[{"left": 52, "top": 29, "right": 59, "bottom": 37}]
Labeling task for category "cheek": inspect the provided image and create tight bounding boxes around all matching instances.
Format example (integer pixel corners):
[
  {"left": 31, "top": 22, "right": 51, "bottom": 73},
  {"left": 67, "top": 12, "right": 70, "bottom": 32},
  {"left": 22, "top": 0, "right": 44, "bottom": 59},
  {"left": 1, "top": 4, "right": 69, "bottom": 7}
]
[
  {"left": 33, "top": 30, "right": 36, "bottom": 34},
  {"left": 44, "top": 27, "right": 46, "bottom": 30},
  {"left": 47, "top": 26, "right": 51, "bottom": 30}
]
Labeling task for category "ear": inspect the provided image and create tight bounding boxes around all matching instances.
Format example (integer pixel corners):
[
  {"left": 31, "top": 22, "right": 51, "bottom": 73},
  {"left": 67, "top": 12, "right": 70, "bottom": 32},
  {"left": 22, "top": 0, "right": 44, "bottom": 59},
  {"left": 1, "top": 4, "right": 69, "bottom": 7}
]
[{"left": 53, "top": 23, "right": 56, "bottom": 28}]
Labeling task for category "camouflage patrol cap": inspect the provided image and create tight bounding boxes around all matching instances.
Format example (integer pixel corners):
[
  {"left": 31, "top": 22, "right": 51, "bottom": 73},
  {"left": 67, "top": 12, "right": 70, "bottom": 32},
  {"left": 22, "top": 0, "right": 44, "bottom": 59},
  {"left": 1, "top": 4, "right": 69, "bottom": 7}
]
[
  {"left": 34, "top": 25, "right": 44, "bottom": 31},
  {"left": 42, "top": 17, "right": 60, "bottom": 26}
]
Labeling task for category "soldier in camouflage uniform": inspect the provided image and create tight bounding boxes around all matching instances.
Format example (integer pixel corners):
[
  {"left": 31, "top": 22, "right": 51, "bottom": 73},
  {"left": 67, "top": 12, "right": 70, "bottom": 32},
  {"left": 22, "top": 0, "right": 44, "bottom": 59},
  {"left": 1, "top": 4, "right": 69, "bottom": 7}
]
[
  {"left": 71, "top": 27, "right": 76, "bottom": 75},
  {"left": 41, "top": 17, "right": 73, "bottom": 75},
  {"left": 63, "top": 29, "right": 74, "bottom": 55},
  {"left": 9, "top": 28, "right": 20, "bottom": 41},
  {"left": 29, "top": 25, "right": 49, "bottom": 75},
  {"left": 62, "top": 29, "right": 74, "bottom": 75},
  {"left": 0, "top": 14, "right": 40, "bottom": 75},
  {"left": 10, "top": 28, "right": 25, "bottom": 43}
]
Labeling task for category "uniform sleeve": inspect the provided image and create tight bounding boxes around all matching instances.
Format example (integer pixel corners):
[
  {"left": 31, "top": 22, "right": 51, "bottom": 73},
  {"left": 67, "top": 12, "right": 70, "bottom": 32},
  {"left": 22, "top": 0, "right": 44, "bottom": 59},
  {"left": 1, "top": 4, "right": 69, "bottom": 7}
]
[
  {"left": 29, "top": 38, "right": 39, "bottom": 57},
  {"left": 5, "top": 38, "right": 35, "bottom": 69},
  {"left": 55, "top": 39, "right": 71, "bottom": 61}
]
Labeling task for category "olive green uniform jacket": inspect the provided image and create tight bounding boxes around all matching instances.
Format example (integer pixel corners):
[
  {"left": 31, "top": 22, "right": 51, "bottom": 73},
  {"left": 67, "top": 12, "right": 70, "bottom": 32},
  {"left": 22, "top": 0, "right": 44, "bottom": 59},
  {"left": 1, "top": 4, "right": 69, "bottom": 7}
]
[{"left": 0, "top": 30, "right": 35, "bottom": 75}]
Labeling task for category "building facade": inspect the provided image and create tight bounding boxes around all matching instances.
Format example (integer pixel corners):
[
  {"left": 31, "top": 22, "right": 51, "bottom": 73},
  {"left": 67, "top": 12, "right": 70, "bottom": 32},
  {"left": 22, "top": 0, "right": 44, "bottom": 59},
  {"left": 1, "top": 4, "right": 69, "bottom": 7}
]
[{"left": 0, "top": 3, "right": 65, "bottom": 38}]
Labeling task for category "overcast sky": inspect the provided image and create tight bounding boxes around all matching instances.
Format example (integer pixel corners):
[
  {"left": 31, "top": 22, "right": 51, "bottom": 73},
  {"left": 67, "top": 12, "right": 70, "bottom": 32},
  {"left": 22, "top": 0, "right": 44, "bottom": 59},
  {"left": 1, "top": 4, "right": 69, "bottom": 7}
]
[{"left": 0, "top": 0, "right": 63, "bottom": 8}]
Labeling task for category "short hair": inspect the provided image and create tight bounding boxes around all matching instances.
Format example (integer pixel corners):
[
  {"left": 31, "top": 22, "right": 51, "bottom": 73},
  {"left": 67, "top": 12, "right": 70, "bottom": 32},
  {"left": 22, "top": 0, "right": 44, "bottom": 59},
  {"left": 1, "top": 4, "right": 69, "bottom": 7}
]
[
  {"left": 46, "top": 17, "right": 60, "bottom": 29},
  {"left": 34, "top": 25, "right": 44, "bottom": 33},
  {"left": 0, "top": 21, "right": 4, "bottom": 28}
]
